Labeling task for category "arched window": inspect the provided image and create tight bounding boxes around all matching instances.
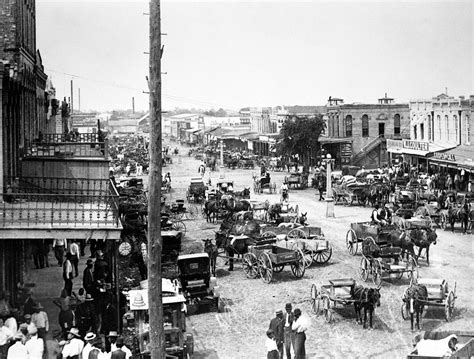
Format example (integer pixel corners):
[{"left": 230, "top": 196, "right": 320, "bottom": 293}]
[
  {"left": 394, "top": 114, "right": 400, "bottom": 136},
  {"left": 345, "top": 115, "right": 352, "bottom": 137},
  {"left": 362, "top": 115, "right": 369, "bottom": 137},
  {"left": 427, "top": 115, "right": 431, "bottom": 140},
  {"left": 453, "top": 115, "right": 458, "bottom": 142},
  {"left": 336, "top": 115, "right": 340, "bottom": 137},
  {"left": 445, "top": 115, "right": 449, "bottom": 140},
  {"left": 466, "top": 115, "right": 471, "bottom": 144},
  {"left": 437, "top": 115, "right": 441, "bottom": 140}
]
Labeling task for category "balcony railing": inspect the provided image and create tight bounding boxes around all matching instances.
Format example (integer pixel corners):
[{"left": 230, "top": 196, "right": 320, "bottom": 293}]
[
  {"left": 0, "top": 178, "right": 120, "bottom": 228},
  {"left": 24, "top": 133, "right": 108, "bottom": 158}
]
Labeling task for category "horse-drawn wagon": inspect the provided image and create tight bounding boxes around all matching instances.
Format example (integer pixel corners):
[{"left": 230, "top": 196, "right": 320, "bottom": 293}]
[
  {"left": 163, "top": 199, "right": 199, "bottom": 221},
  {"left": 407, "top": 331, "right": 473, "bottom": 359},
  {"left": 237, "top": 156, "right": 255, "bottom": 169},
  {"left": 186, "top": 177, "right": 206, "bottom": 203},
  {"left": 401, "top": 278, "right": 456, "bottom": 323},
  {"left": 360, "top": 237, "right": 418, "bottom": 287},
  {"left": 249, "top": 200, "right": 269, "bottom": 221},
  {"left": 285, "top": 172, "right": 308, "bottom": 190},
  {"left": 310, "top": 278, "right": 381, "bottom": 328},
  {"left": 242, "top": 243, "right": 305, "bottom": 283},
  {"left": 260, "top": 224, "right": 331, "bottom": 268},
  {"left": 345, "top": 222, "right": 395, "bottom": 255},
  {"left": 253, "top": 173, "right": 276, "bottom": 194},
  {"left": 216, "top": 179, "right": 234, "bottom": 193}
]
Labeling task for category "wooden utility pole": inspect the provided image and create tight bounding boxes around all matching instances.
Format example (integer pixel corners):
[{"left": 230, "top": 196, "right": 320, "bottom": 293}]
[{"left": 148, "top": 0, "right": 164, "bottom": 358}]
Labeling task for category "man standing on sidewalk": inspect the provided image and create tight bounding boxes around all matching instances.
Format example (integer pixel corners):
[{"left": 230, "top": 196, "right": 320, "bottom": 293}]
[
  {"left": 269, "top": 310, "right": 284, "bottom": 359},
  {"left": 69, "top": 239, "right": 80, "bottom": 278},
  {"left": 63, "top": 253, "right": 74, "bottom": 296},
  {"left": 53, "top": 238, "right": 66, "bottom": 266}
]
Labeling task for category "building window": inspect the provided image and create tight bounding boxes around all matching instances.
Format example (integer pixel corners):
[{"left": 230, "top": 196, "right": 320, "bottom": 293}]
[
  {"left": 427, "top": 115, "right": 431, "bottom": 140},
  {"left": 413, "top": 125, "right": 417, "bottom": 140},
  {"left": 437, "top": 115, "right": 441, "bottom": 140},
  {"left": 394, "top": 114, "right": 401, "bottom": 136},
  {"left": 445, "top": 115, "right": 449, "bottom": 140},
  {"left": 362, "top": 115, "right": 369, "bottom": 137},
  {"left": 345, "top": 115, "right": 352, "bottom": 137},
  {"left": 465, "top": 115, "right": 470, "bottom": 144},
  {"left": 453, "top": 115, "right": 458, "bottom": 143},
  {"left": 420, "top": 123, "right": 424, "bottom": 140}
]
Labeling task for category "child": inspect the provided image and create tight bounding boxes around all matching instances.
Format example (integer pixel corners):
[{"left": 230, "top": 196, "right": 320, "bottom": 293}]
[{"left": 265, "top": 329, "right": 279, "bottom": 359}]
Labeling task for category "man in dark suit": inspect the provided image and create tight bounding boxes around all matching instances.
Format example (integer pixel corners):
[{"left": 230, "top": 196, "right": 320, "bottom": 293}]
[
  {"left": 269, "top": 310, "right": 284, "bottom": 359},
  {"left": 283, "top": 303, "right": 295, "bottom": 359},
  {"left": 83, "top": 259, "right": 95, "bottom": 296}
]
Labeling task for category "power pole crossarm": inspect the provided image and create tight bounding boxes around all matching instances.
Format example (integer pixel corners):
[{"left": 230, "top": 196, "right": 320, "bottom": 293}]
[{"left": 148, "top": 0, "right": 164, "bottom": 358}]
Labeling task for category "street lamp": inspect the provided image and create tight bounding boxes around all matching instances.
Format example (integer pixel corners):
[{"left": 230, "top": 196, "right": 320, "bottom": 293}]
[{"left": 324, "top": 153, "right": 335, "bottom": 217}]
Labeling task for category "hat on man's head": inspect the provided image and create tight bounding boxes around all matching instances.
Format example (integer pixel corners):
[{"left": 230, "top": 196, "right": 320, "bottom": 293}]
[
  {"left": 115, "top": 337, "right": 124, "bottom": 347},
  {"left": 276, "top": 310, "right": 283, "bottom": 315},
  {"left": 285, "top": 303, "right": 292, "bottom": 309},
  {"left": 84, "top": 332, "right": 96, "bottom": 341},
  {"left": 108, "top": 331, "right": 118, "bottom": 337},
  {"left": 23, "top": 314, "right": 32, "bottom": 319},
  {"left": 28, "top": 325, "right": 38, "bottom": 335},
  {"left": 85, "top": 294, "right": 94, "bottom": 301},
  {"left": 294, "top": 308, "right": 302, "bottom": 316},
  {"left": 68, "top": 328, "right": 81, "bottom": 337}
]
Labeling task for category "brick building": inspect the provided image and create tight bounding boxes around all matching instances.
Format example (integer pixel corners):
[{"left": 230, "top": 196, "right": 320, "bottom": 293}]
[{"left": 321, "top": 95, "right": 410, "bottom": 168}]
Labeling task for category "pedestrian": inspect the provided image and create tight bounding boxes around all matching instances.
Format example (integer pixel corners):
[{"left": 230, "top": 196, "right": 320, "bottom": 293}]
[
  {"left": 69, "top": 239, "right": 80, "bottom": 278},
  {"left": 283, "top": 303, "right": 295, "bottom": 359},
  {"left": 83, "top": 259, "right": 95, "bottom": 296},
  {"left": 111, "top": 336, "right": 132, "bottom": 359},
  {"left": 265, "top": 329, "right": 279, "bottom": 359},
  {"left": 82, "top": 332, "right": 96, "bottom": 359},
  {"left": 31, "top": 303, "right": 48, "bottom": 339},
  {"left": 7, "top": 333, "right": 28, "bottom": 358},
  {"left": 63, "top": 253, "right": 74, "bottom": 296},
  {"left": 42, "top": 239, "right": 51, "bottom": 268},
  {"left": 292, "top": 308, "right": 308, "bottom": 359},
  {"left": 269, "top": 310, "right": 284, "bottom": 359},
  {"left": 446, "top": 175, "right": 453, "bottom": 191},
  {"left": 23, "top": 288, "right": 37, "bottom": 316},
  {"left": 25, "top": 326, "right": 44, "bottom": 359},
  {"left": 461, "top": 200, "right": 470, "bottom": 235},
  {"left": 0, "top": 318, "right": 13, "bottom": 357},
  {"left": 32, "top": 240, "right": 44, "bottom": 269},
  {"left": 76, "top": 294, "right": 97, "bottom": 337},
  {"left": 52, "top": 237, "right": 66, "bottom": 266},
  {"left": 61, "top": 328, "right": 84, "bottom": 359},
  {"left": 454, "top": 172, "right": 461, "bottom": 192},
  {"left": 94, "top": 251, "right": 109, "bottom": 282},
  {"left": 0, "top": 291, "right": 13, "bottom": 319},
  {"left": 317, "top": 175, "right": 325, "bottom": 201}
]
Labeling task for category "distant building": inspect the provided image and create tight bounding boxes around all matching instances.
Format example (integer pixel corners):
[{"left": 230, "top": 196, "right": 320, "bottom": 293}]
[{"left": 322, "top": 95, "right": 410, "bottom": 168}]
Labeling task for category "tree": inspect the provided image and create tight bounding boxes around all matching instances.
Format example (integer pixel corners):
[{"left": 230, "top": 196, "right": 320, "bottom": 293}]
[{"left": 276, "top": 114, "right": 326, "bottom": 167}]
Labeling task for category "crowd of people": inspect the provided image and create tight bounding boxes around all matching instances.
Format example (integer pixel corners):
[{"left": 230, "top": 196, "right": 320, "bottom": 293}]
[{"left": 0, "top": 236, "right": 132, "bottom": 358}]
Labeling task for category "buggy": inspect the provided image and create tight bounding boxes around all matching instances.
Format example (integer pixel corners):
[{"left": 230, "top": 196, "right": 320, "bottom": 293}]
[
  {"left": 285, "top": 172, "right": 308, "bottom": 190},
  {"left": 242, "top": 243, "right": 305, "bottom": 283},
  {"left": 253, "top": 174, "right": 276, "bottom": 194},
  {"left": 407, "top": 331, "right": 473, "bottom": 359},
  {"left": 261, "top": 224, "right": 331, "bottom": 268},
  {"left": 177, "top": 253, "right": 221, "bottom": 314},
  {"left": 402, "top": 278, "right": 456, "bottom": 322},
  {"left": 216, "top": 179, "right": 235, "bottom": 193},
  {"left": 238, "top": 157, "right": 255, "bottom": 169},
  {"left": 249, "top": 200, "right": 269, "bottom": 221},
  {"left": 163, "top": 199, "right": 199, "bottom": 220},
  {"left": 345, "top": 222, "right": 397, "bottom": 256},
  {"left": 186, "top": 177, "right": 206, "bottom": 203}
]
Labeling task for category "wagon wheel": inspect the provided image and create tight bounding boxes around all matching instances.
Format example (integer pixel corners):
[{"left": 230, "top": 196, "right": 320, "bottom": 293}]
[
  {"left": 406, "top": 255, "right": 418, "bottom": 285},
  {"left": 171, "top": 220, "right": 187, "bottom": 236},
  {"left": 310, "top": 284, "right": 319, "bottom": 314},
  {"left": 290, "top": 242, "right": 312, "bottom": 268},
  {"left": 242, "top": 253, "right": 259, "bottom": 279},
  {"left": 445, "top": 291, "right": 455, "bottom": 321},
  {"left": 290, "top": 248, "right": 306, "bottom": 278},
  {"left": 371, "top": 259, "right": 382, "bottom": 287},
  {"left": 313, "top": 243, "right": 332, "bottom": 264},
  {"left": 287, "top": 228, "right": 306, "bottom": 240},
  {"left": 258, "top": 252, "right": 273, "bottom": 283},
  {"left": 359, "top": 256, "right": 369, "bottom": 281},
  {"left": 187, "top": 204, "right": 199, "bottom": 220},
  {"left": 345, "top": 229, "right": 358, "bottom": 255}
]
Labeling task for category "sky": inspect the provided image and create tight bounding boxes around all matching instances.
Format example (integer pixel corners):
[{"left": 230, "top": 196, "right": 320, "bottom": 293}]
[{"left": 36, "top": 0, "right": 473, "bottom": 112}]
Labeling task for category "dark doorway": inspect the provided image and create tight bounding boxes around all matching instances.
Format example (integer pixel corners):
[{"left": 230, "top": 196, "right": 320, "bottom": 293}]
[{"left": 378, "top": 123, "right": 385, "bottom": 137}]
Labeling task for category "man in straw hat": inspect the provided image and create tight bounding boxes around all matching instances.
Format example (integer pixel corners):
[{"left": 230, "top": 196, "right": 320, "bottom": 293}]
[
  {"left": 7, "top": 332, "right": 27, "bottom": 357},
  {"left": 31, "top": 302, "right": 49, "bottom": 339},
  {"left": 61, "top": 328, "right": 84, "bottom": 359},
  {"left": 25, "top": 325, "right": 44, "bottom": 359},
  {"left": 269, "top": 309, "right": 284, "bottom": 358},
  {"left": 82, "top": 332, "right": 96, "bottom": 359}
]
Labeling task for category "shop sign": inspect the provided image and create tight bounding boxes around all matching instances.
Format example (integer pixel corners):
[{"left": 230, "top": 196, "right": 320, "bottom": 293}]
[
  {"left": 402, "top": 140, "right": 429, "bottom": 152},
  {"left": 433, "top": 152, "right": 456, "bottom": 162},
  {"left": 387, "top": 139, "right": 403, "bottom": 150},
  {"left": 129, "top": 290, "right": 149, "bottom": 310}
]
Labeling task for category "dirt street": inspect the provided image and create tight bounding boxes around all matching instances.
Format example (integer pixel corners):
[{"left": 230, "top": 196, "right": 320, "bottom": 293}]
[{"left": 159, "top": 144, "right": 474, "bottom": 359}]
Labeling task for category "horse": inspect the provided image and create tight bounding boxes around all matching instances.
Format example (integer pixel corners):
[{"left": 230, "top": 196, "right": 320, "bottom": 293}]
[
  {"left": 215, "top": 218, "right": 261, "bottom": 271},
  {"left": 203, "top": 199, "right": 221, "bottom": 223},
  {"left": 207, "top": 157, "right": 217, "bottom": 172},
  {"left": 405, "top": 227, "right": 437, "bottom": 266},
  {"left": 202, "top": 238, "right": 218, "bottom": 277},
  {"left": 233, "top": 187, "right": 251, "bottom": 200},
  {"left": 350, "top": 284, "right": 381, "bottom": 329},
  {"left": 221, "top": 197, "right": 251, "bottom": 214},
  {"left": 403, "top": 283, "right": 428, "bottom": 330},
  {"left": 267, "top": 203, "right": 282, "bottom": 221},
  {"left": 385, "top": 229, "right": 416, "bottom": 261}
]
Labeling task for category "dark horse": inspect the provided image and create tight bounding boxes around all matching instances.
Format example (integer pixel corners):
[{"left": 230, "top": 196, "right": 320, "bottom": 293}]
[
  {"left": 202, "top": 238, "right": 218, "bottom": 277},
  {"left": 233, "top": 187, "right": 251, "bottom": 200},
  {"left": 215, "top": 218, "right": 261, "bottom": 271},
  {"left": 350, "top": 284, "right": 381, "bottom": 329},
  {"left": 203, "top": 199, "right": 221, "bottom": 223},
  {"left": 221, "top": 197, "right": 252, "bottom": 214},
  {"left": 405, "top": 227, "right": 437, "bottom": 266},
  {"left": 403, "top": 283, "right": 428, "bottom": 330}
]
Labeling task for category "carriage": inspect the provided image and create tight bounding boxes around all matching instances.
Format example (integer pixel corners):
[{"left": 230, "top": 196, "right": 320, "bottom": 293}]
[
  {"left": 407, "top": 331, "right": 473, "bottom": 359},
  {"left": 237, "top": 156, "right": 255, "bottom": 169},
  {"left": 285, "top": 172, "right": 308, "bottom": 190},
  {"left": 249, "top": 200, "right": 269, "bottom": 221},
  {"left": 216, "top": 179, "right": 234, "bottom": 193},
  {"left": 310, "top": 278, "right": 358, "bottom": 323},
  {"left": 260, "top": 224, "right": 332, "bottom": 268},
  {"left": 360, "top": 237, "right": 418, "bottom": 287},
  {"left": 345, "top": 222, "right": 396, "bottom": 255},
  {"left": 161, "top": 214, "right": 187, "bottom": 237},
  {"left": 161, "top": 229, "right": 184, "bottom": 263},
  {"left": 253, "top": 175, "right": 276, "bottom": 194},
  {"left": 242, "top": 243, "right": 305, "bottom": 283},
  {"left": 186, "top": 177, "right": 206, "bottom": 203},
  {"left": 401, "top": 278, "right": 456, "bottom": 323},
  {"left": 163, "top": 199, "right": 200, "bottom": 221}
]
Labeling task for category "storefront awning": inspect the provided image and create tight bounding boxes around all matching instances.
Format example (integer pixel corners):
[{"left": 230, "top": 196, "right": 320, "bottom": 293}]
[{"left": 429, "top": 145, "right": 474, "bottom": 170}]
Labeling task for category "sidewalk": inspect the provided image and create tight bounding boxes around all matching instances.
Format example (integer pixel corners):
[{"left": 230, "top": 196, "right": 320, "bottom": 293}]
[{"left": 24, "top": 246, "right": 90, "bottom": 335}]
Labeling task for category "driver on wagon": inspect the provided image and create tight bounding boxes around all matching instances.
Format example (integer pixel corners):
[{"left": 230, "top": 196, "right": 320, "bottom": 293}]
[{"left": 371, "top": 203, "right": 386, "bottom": 226}]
